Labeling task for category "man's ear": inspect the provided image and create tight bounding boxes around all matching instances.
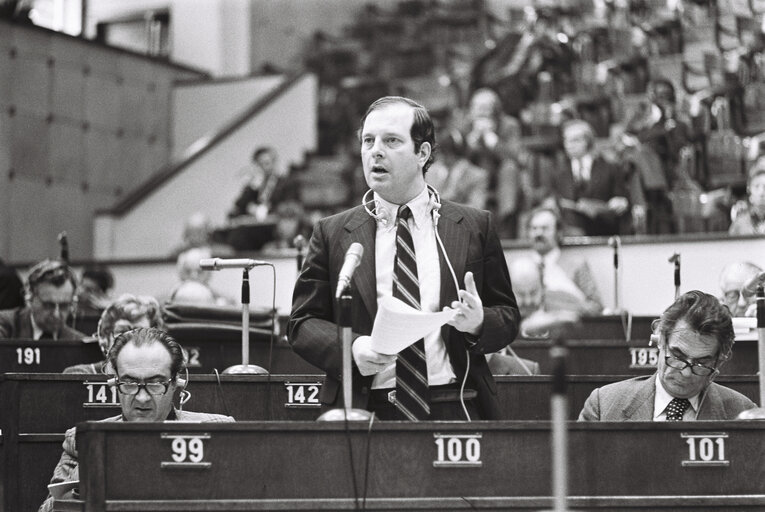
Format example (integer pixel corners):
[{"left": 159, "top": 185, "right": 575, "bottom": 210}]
[{"left": 418, "top": 142, "right": 431, "bottom": 165}]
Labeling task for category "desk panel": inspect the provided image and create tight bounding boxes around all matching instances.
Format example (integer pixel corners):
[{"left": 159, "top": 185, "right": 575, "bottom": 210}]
[
  {"left": 0, "top": 340, "right": 102, "bottom": 374},
  {"left": 5, "top": 373, "right": 759, "bottom": 512},
  {"left": 70, "top": 421, "right": 765, "bottom": 511}
]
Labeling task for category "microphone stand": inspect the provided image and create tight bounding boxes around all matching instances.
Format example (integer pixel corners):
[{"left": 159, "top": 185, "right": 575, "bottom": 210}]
[
  {"left": 294, "top": 235, "right": 306, "bottom": 272},
  {"left": 669, "top": 253, "right": 681, "bottom": 300},
  {"left": 758, "top": 286, "right": 765, "bottom": 407},
  {"left": 610, "top": 236, "right": 620, "bottom": 312},
  {"left": 318, "top": 289, "right": 373, "bottom": 421},
  {"left": 224, "top": 268, "right": 268, "bottom": 374},
  {"left": 550, "top": 334, "right": 568, "bottom": 512}
]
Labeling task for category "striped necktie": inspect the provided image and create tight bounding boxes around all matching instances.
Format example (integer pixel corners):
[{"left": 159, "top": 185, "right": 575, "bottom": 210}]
[{"left": 393, "top": 205, "right": 430, "bottom": 420}]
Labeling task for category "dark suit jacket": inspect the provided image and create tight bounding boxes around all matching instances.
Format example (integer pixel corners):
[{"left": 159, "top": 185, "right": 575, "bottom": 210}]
[
  {"left": 578, "top": 374, "right": 756, "bottom": 421},
  {"left": 554, "top": 154, "right": 627, "bottom": 235},
  {"left": 0, "top": 307, "right": 85, "bottom": 340},
  {"left": 288, "top": 200, "right": 520, "bottom": 419}
]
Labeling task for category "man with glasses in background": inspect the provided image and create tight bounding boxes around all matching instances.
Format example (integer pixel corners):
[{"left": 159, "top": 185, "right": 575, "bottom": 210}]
[
  {"left": 39, "top": 327, "right": 233, "bottom": 512},
  {"left": 0, "top": 259, "right": 85, "bottom": 340},
  {"left": 579, "top": 290, "right": 756, "bottom": 421}
]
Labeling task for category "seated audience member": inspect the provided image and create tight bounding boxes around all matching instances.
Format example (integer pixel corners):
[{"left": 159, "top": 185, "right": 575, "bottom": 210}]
[
  {"left": 527, "top": 207, "right": 604, "bottom": 314},
  {"left": 729, "top": 158, "right": 765, "bottom": 235},
  {"left": 171, "top": 211, "right": 234, "bottom": 258},
  {"left": 262, "top": 201, "right": 307, "bottom": 250},
  {"left": 228, "top": 146, "right": 299, "bottom": 220},
  {"left": 168, "top": 247, "right": 230, "bottom": 306},
  {"left": 63, "top": 294, "right": 164, "bottom": 374},
  {"left": 0, "top": 259, "right": 85, "bottom": 340},
  {"left": 39, "top": 328, "right": 234, "bottom": 512},
  {"left": 76, "top": 264, "right": 115, "bottom": 315},
  {"left": 508, "top": 257, "right": 585, "bottom": 319},
  {"left": 579, "top": 291, "right": 756, "bottom": 421},
  {"left": 0, "top": 257, "right": 24, "bottom": 309},
  {"left": 551, "top": 119, "right": 629, "bottom": 236},
  {"left": 426, "top": 129, "right": 489, "bottom": 210},
  {"left": 718, "top": 261, "right": 763, "bottom": 317}
]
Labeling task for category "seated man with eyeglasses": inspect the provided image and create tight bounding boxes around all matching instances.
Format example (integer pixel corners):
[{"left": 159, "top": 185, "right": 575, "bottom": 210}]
[
  {"left": 38, "top": 327, "right": 233, "bottom": 512},
  {"left": 579, "top": 291, "right": 756, "bottom": 421},
  {"left": 718, "top": 261, "right": 762, "bottom": 317},
  {"left": 63, "top": 294, "right": 165, "bottom": 374},
  {"left": 0, "top": 259, "right": 85, "bottom": 340}
]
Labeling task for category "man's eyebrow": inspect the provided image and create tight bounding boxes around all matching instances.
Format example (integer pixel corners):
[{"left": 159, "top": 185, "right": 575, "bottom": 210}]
[
  {"left": 668, "top": 347, "right": 715, "bottom": 362},
  {"left": 120, "top": 373, "right": 168, "bottom": 381}
]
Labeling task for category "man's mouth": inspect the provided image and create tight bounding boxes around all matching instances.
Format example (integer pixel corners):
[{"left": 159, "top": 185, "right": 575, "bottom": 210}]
[{"left": 371, "top": 164, "right": 388, "bottom": 174}]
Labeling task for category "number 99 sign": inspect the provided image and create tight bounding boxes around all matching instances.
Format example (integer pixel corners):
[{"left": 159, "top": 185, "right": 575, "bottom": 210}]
[{"left": 160, "top": 433, "right": 211, "bottom": 469}]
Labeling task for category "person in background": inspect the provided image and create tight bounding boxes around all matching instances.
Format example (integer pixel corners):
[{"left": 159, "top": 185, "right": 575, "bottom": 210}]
[
  {"left": 171, "top": 212, "right": 234, "bottom": 258},
  {"left": 579, "top": 290, "right": 756, "bottom": 421},
  {"left": 0, "top": 259, "right": 84, "bottom": 340},
  {"left": 76, "top": 264, "right": 115, "bottom": 315},
  {"left": 228, "top": 146, "right": 299, "bottom": 220},
  {"left": 0, "top": 257, "right": 24, "bottom": 310},
  {"left": 527, "top": 207, "right": 603, "bottom": 314},
  {"left": 729, "top": 157, "right": 765, "bottom": 235},
  {"left": 425, "top": 128, "right": 489, "bottom": 210},
  {"left": 168, "top": 247, "right": 230, "bottom": 306},
  {"left": 289, "top": 96, "right": 520, "bottom": 421},
  {"left": 39, "top": 328, "right": 233, "bottom": 512},
  {"left": 63, "top": 294, "right": 164, "bottom": 374},
  {"left": 717, "top": 261, "right": 763, "bottom": 317},
  {"left": 551, "top": 119, "right": 630, "bottom": 236}
]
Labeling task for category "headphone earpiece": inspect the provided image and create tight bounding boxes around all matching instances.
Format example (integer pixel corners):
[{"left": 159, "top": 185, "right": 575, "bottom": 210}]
[
  {"left": 107, "top": 377, "right": 117, "bottom": 387},
  {"left": 649, "top": 334, "right": 660, "bottom": 346},
  {"left": 176, "top": 375, "right": 187, "bottom": 390}
]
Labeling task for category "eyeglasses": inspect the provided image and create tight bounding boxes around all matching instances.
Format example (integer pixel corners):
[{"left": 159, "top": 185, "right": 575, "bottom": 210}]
[
  {"left": 664, "top": 355, "right": 717, "bottom": 376},
  {"left": 115, "top": 380, "right": 171, "bottom": 396},
  {"left": 723, "top": 290, "right": 745, "bottom": 304}
]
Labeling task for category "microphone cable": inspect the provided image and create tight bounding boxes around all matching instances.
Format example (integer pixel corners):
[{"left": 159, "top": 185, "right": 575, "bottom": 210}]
[
  {"left": 265, "top": 264, "right": 277, "bottom": 420},
  {"left": 212, "top": 368, "right": 232, "bottom": 418},
  {"left": 343, "top": 410, "right": 361, "bottom": 510},
  {"left": 361, "top": 413, "right": 376, "bottom": 510}
]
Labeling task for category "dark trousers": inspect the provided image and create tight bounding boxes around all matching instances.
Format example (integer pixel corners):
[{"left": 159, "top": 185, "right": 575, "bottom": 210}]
[{"left": 367, "top": 384, "right": 480, "bottom": 421}]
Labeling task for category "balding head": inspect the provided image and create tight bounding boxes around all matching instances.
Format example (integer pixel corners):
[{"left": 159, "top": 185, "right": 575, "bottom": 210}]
[
  {"left": 509, "top": 258, "right": 543, "bottom": 317},
  {"left": 719, "top": 261, "right": 762, "bottom": 316}
]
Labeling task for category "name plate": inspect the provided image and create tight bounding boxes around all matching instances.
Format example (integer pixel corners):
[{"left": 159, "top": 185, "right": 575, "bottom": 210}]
[
  {"left": 284, "top": 382, "right": 321, "bottom": 408},
  {"left": 681, "top": 432, "right": 729, "bottom": 467},
  {"left": 433, "top": 433, "right": 482, "bottom": 468},
  {"left": 629, "top": 347, "right": 659, "bottom": 369},
  {"left": 160, "top": 433, "right": 212, "bottom": 469},
  {"left": 82, "top": 381, "right": 120, "bottom": 408}
]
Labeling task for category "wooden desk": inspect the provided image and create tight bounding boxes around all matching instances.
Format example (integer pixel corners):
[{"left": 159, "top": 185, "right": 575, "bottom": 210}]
[
  {"left": 0, "top": 340, "right": 103, "bottom": 374},
  {"left": 4, "top": 373, "right": 760, "bottom": 512},
  {"left": 65, "top": 421, "right": 765, "bottom": 511},
  {"left": 511, "top": 338, "right": 760, "bottom": 376}
]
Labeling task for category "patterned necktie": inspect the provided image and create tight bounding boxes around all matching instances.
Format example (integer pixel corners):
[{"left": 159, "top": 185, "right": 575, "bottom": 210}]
[
  {"left": 665, "top": 397, "right": 691, "bottom": 421},
  {"left": 393, "top": 205, "right": 430, "bottom": 421}
]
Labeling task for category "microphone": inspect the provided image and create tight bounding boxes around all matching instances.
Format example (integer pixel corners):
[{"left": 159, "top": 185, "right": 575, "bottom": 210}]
[
  {"left": 741, "top": 271, "right": 765, "bottom": 299},
  {"left": 199, "top": 258, "right": 269, "bottom": 271},
  {"left": 293, "top": 234, "right": 307, "bottom": 271},
  {"left": 608, "top": 236, "right": 620, "bottom": 269},
  {"left": 58, "top": 231, "right": 69, "bottom": 264},
  {"left": 335, "top": 243, "right": 364, "bottom": 299}
]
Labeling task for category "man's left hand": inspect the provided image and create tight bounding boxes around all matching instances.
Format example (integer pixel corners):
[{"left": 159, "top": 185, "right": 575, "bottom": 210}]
[{"left": 445, "top": 271, "right": 484, "bottom": 336}]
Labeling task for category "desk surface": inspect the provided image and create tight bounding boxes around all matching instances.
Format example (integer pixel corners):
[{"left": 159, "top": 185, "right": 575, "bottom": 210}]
[{"left": 69, "top": 420, "right": 765, "bottom": 511}]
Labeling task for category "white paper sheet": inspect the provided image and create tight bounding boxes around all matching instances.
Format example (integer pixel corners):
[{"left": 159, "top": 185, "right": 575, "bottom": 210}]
[{"left": 370, "top": 296, "right": 457, "bottom": 355}]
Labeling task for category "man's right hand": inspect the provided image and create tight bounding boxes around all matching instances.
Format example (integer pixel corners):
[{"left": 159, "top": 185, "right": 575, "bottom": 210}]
[{"left": 352, "top": 336, "right": 396, "bottom": 376}]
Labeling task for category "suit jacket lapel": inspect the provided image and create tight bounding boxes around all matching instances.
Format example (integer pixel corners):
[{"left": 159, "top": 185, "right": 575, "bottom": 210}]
[
  {"left": 697, "top": 384, "right": 723, "bottom": 420},
  {"left": 436, "top": 203, "right": 467, "bottom": 311},
  {"left": 622, "top": 375, "right": 656, "bottom": 420},
  {"left": 342, "top": 209, "right": 378, "bottom": 320}
]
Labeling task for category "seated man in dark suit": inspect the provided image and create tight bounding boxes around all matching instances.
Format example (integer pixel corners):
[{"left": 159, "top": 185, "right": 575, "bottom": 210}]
[
  {"left": 39, "top": 327, "right": 234, "bottom": 512},
  {"left": 0, "top": 259, "right": 85, "bottom": 340},
  {"left": 64, "top": 294, "right": 165, "bottom": 374},
  {"left": 579, "top": 291, "right": 756, "bottom": 421}
]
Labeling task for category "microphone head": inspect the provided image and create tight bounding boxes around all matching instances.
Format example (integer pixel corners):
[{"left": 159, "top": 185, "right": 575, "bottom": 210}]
[
  {"left": 199, "top": 258, "right": 219, "bottom": 271},
  {"left": 668, "top": 252, "right": 680, "bottom": 264},
  {"left": 293, "top": 234, "right": 306, "bottom": 250},
  {"left": 347, "top": 242, "right": 364, "bottom": 262}
]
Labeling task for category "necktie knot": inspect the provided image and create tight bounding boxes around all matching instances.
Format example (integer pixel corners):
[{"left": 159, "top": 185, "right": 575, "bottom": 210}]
[
  {"left": 398, "top": 205, "right": 412, "bottom": 221},
  {"left": 666, "top": 397, "right": 691, "bottom": 421}
]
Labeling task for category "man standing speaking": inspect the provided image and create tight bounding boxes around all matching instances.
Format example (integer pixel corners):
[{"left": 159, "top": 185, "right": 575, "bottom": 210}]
[{"left": 289, "top": 96, "right": 520, "bottom": 420}]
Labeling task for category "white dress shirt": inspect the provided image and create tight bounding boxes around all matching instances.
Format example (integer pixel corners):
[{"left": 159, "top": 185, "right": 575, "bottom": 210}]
[
  {"left": 371, "top": 187, "right": 456, "bottom": 389},
  {"left": 531, "top": 248, "right": 586, "bottom": 301},
  {"left": 653, "top": 374, "right": 700, "bottom": 421}
]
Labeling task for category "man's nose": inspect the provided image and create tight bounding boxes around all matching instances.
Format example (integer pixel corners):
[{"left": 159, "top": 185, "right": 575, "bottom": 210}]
[
  {"left": 680, "top": 364, "right": 694, "bottom": 377},
  {"left": 134, "top": 387, "right": 152, "bottom": 401}
]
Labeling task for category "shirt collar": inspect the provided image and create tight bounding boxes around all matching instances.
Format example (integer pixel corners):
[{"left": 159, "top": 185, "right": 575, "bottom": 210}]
[
  {"left": 374, "top": 186, "right": 431, "bottom": 230},
  {"left": 532, "top": 247, "right": 561, "bottom": 267},
  {"left": 653, "top": 374, "right": 700, "bottom": 419},
  {"left": 30, "top": 313, "right": 52, "bottom": 340}
]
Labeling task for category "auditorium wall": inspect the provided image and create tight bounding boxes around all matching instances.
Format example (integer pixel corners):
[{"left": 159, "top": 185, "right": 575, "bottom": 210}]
[
  {"left": 0, "top": 20, "right": 202, "bottom": 262},
  {"left": 93, "top": 73, "right": 318, "bottom": 260}
]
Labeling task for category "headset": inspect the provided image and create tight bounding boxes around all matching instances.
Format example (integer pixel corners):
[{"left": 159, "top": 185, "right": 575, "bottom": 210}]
[{"left": 363, "top": 184, "right": 475, "bottom": 420}]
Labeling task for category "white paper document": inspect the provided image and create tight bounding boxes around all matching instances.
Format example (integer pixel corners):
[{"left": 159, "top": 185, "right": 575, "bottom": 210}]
[{"left": 370, "top": 296, "right": 457, "bottom": 355}]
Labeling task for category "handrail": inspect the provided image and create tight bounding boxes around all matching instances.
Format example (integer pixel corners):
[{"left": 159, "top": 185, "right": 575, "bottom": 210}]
[{"left": 97, "top": 71, "right": 310, "bottom": 217}]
